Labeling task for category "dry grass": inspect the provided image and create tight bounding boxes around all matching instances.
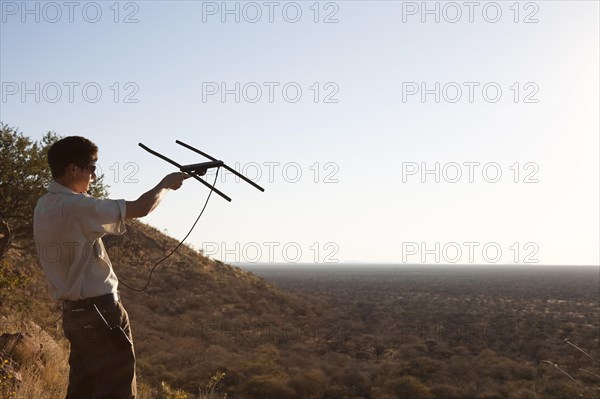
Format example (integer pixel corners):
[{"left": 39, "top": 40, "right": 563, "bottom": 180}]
[
  {"left": 1, "top": 313, "right": 228, "bottom": 399},
  {"left": 135, "top": 372, "right": 228, "bottom": 399},
  {"left": 0, "top": 315, "right": 68, "bottom": 399},
  {"left": 542, "top": 339, "right": 600, "bottom": 399}
]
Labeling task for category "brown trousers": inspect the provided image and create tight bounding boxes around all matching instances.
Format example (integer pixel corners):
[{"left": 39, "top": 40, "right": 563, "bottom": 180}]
[{"left": 62, "top": 299, "right": 136, "bottom": 399}]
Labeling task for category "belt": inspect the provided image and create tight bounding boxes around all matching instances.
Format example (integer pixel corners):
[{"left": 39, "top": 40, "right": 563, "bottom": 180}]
[{"left": 62, "top": 292, "right": 120, "bottom": 312}]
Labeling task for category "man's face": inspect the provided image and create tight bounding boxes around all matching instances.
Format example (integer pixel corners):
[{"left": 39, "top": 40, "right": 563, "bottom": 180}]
[{"left": 69, "top": 161, "right": 97, "bottom": 194}]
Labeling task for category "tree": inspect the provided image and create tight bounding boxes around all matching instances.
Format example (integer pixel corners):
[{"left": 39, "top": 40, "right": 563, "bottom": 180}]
[{"left": 0, "top": 123, "right": 109, "bottom": 247}]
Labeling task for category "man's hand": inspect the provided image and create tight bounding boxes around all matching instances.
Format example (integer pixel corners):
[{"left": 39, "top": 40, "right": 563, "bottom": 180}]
[{"left": 161, "top": 172, "right": 191, "bottom": 191}]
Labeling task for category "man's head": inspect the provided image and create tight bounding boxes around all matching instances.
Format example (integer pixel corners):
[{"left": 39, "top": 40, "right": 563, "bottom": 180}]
[{"left": 48, "top": 136, "right": 98, "bottom": 193}]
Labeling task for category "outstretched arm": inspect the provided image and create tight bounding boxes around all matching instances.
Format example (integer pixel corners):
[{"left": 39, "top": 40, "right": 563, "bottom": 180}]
[{"left": 125, "top": 172, "right": 191, "bottom": 219}]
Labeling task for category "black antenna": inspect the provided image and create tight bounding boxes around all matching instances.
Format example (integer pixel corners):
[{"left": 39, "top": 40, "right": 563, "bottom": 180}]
[
  {"left": 175, "top": 140, "right": 265, "bottom": 193},
  {"left": 138, "top": 141, "right": 265, "bottom": 202}
]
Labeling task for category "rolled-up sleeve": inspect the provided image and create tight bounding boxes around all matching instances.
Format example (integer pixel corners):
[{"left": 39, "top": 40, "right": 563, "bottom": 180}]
[{"left": 73, "top": 196, "right": 127, "bottom": 240}]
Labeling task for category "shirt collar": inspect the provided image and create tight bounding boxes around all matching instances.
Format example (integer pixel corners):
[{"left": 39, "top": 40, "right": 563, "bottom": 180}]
[{"left": 48, "top": 180, "right": 80, "bottom": 195}]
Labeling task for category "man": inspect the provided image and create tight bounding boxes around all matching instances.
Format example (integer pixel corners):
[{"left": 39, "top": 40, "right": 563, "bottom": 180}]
[{"left": 33, "top": 136, "right": 192, "bottom": 399}]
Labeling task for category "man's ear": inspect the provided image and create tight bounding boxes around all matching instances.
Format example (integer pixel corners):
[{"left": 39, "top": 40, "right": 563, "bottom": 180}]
[{"left": 68, "top": 163, "right": 78, "bottom": 177}]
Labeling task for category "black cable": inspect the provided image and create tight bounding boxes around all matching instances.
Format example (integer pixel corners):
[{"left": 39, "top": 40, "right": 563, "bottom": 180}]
[{"left": 118, "top": 168, "right": 220, "bottom": 292}]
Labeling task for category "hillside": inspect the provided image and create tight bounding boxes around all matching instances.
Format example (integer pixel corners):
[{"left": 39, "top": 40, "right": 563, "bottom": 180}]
[
  {"left": 1, "top": 221, "right": 598, "bottom": 399},
  {"left": 0, "top": 220, "right": 330, "bottom": 398}
]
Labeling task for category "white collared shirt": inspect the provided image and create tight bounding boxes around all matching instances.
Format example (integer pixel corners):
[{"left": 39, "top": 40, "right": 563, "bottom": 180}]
[{"left": 33, "top": 181, "right": 127, "bottom": 301}]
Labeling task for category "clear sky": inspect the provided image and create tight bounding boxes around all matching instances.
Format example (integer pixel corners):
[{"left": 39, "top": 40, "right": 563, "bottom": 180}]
[{"left": 1, "top": 1, "right": 598, "bottom": 265}]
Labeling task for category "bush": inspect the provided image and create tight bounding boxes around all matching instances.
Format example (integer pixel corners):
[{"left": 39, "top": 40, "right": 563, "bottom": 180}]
[
  {"left": 0, "top": 124, "right": 108, "bottom": 240},
  {"left": 384, "top": 376, "right": 434, "bottom": 399},
  {"left": 430, "top": 383, "right": 463, "bottom": 399},
  {"left": 244, "top": 374, "right": 296, "bottom": 399}
]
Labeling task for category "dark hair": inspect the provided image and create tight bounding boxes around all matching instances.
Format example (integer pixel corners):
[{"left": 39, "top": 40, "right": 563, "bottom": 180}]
[{"left": 47, "top": 136, "right": 98, "bottom": 178}]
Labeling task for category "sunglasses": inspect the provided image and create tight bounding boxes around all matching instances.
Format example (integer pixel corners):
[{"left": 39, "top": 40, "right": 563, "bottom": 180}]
[{"left": 80, "top": 163, "right": 97, "bottom": 174}]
